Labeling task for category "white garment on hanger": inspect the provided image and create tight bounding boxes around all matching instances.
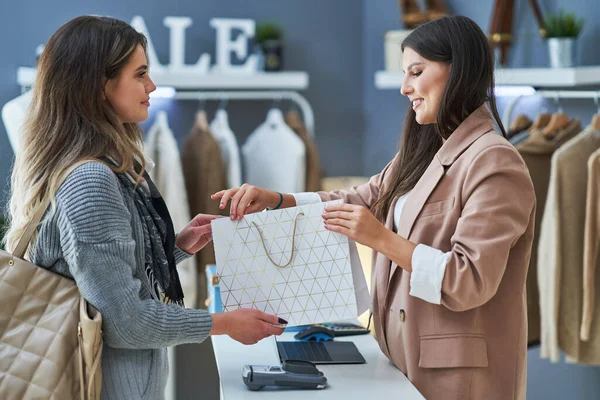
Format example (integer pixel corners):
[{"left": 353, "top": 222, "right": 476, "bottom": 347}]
[
  {"left": 144, "top": 110, "right": 197, "bottom": 306},
  {"left": 209, "top": 109, "right": 242, "bottom": 188},
  {"left": 2, "top": 90, "right": 33, "bottom": 154},
  {"left": 243, "top": 108, "right": 306, "bottom": 193},
  {"left": 144, "top": 110, "right": 197, "bottom": 400}
]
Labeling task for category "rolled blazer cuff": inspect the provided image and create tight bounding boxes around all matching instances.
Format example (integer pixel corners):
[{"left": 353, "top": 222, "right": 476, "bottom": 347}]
[
  {"left": 292, "top": 192, "right": 322, "bottom": 206},
  {"left": 409, "top": 244, "right": 451, "bottom": 304}
]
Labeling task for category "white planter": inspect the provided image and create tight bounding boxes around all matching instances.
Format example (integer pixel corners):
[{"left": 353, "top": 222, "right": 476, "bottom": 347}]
[
  {"left": 384, "top": 30, "right": 413, "bottom": 72},
  {"left": 547, "top": 37, "right": 576, "bottom": 68}
]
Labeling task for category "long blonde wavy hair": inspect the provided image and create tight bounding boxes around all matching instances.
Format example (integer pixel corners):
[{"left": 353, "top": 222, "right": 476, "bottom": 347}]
[{"left": 4, "top": 16, "right": 148, "bottom": 254}]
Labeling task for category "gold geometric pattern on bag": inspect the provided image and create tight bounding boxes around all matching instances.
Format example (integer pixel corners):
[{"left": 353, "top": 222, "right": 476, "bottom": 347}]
[{"left": 212, "top": 200, "right": 357, "bottom": 326}]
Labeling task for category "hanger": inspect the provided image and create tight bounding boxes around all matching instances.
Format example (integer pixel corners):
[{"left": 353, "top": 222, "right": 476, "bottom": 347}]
[
  {"left": 592, "top": 92, "right": 600, "bottom": 131},
  {"left": 507, "top": 114, "right": 532, "bottom": 138},
  {"left": 195, "top": 110, "right": 209, "bottom": 131},
  {"left": 530, "top": 113, "right": 551, "bottom": 130},
  {"left": 265, "top": 95, "right": 285, "bottom": 129},
  {"left": 194, "top": 96, "right": 209, "bottom": 131},
  {"left": 214, "top": 93, "right": 230, "bottom": 131},
  {"left": 217, "top": 92, "right": 229, "bottom": 112},
  {"left": 156, "top": 110, "right": 169, "bottom": 131},
  {"left": 266, "top": 108, "right": 285, "bottom": 130},
  {"left": 215, "top": 108, "right": 229, "bottom": 124},
  {"left": 542, "top": 93, "right": 570, "bottom": 138}
]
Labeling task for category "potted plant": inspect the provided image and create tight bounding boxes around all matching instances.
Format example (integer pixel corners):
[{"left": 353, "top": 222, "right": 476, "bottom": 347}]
[
  {"left": 543, "top": 10, "right": 584, "bottom": 68},
  {"left": 255, "top": 21, "right": 284, "bottom": 72}
]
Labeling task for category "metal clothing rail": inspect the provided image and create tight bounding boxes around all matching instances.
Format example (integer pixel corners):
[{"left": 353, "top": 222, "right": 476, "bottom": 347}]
[
  {"left": 173, "top": 90, "right": 315, "bottom": 139},
  {"left": 503, "top": 90, "right": 600, "bottom": 129}
]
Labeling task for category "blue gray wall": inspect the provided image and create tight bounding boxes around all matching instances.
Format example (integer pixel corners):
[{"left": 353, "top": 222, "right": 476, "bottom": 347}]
[{"left": 2, "top": 0, "right": 600, "bottom": 398}]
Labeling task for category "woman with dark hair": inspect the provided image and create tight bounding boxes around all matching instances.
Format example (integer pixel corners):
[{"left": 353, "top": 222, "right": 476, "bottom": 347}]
[
  {"left": 214, "top": 15, "right": 535, "bottom": 400},
  {"left": 5, "top": 16, "right": 286, "bottom": 399}
]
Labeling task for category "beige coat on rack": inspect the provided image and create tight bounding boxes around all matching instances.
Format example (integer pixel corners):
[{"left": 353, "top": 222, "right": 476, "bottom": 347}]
[
  {"left": 581, "top": 147, "right": 600, "bottom": 343},
  {"left": 538, "top": 125, "right": 600, "bottom": 364},
  {"left": 515, "top": 119, "right": 581, "bottom": 345},
  {"left": 181, "top": 112, "right": 228, "bottom": 309}
]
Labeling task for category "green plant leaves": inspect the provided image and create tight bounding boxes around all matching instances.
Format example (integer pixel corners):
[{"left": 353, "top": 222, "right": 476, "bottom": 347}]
[
  {"left": 256, "top": 21, "right": 284, "bottom": 44},
  {"left": 544, "top": 10, "right": 584, "bottom": 38}
]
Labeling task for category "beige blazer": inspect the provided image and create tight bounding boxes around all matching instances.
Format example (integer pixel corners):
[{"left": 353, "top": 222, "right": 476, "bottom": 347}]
[
  {"left": 538, "top": 126, "right": 600, "bottom": 364},
  {"left": 181, "top": 120, "right": 228, "bottom": 308},
  {"left": 319, "top": 107, "right": 535, "bottom": 400},
  {"left": 582, "top": 147, "right": 600, "bottom": 342},
  {"left": 516, "top": 120, "right": 581, "bottom": 344}
]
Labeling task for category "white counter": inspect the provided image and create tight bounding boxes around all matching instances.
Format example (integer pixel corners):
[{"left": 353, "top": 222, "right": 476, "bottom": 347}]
[{"left": 212, "top": 330, "right": 425, "bottom": 399}]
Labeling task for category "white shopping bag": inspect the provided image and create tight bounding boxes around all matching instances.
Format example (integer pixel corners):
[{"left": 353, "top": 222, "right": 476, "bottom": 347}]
[{"left": 211, "top": 200, "right": 370, "bottom": 326}]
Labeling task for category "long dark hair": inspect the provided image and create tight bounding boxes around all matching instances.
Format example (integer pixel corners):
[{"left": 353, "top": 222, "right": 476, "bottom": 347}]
[
  {"left": 6, "top": 16, "right": 148, "bottom": 252},
  {"left": 371, "top": 15, "right": 505, "bottom": 222}
]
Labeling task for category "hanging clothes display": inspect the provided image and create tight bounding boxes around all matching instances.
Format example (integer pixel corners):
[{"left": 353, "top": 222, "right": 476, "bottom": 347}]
[
  {"left": 581, "top": 146, "right": 600, "bottom": 344},
  {"left": 144, "top": 110, "right": 197, "bottom": 308},
  {"left": 506, "top": 114, "right": 532, "bottom": 140},
  {"left": 285, "top": 110, "right": 322, "bottom": 191},
  {"left": 144, "top": 110, "right": 197, "bottom": 400},
  {"left": 538, "top": 125, "right": 600, "bottom": 364},
  {"left": 210, "top": 108, "right": 242, "bottom": 188},
  {"left": 509, "top": 114, "right": 552, "bottom": 146},
  {"left": 181, "top": 111, "right": 228, "bottom": 309},
  {"left": 243, "top": 108, "right": 306, "bottom": 193},
  {"left": 516, "top": 118, "right": 581, "bottom": 346}
]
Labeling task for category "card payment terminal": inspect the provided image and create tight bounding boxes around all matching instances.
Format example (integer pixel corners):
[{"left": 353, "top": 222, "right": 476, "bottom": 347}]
[{"left": 242, "top": 360, "right": 327, "bottom": 390}]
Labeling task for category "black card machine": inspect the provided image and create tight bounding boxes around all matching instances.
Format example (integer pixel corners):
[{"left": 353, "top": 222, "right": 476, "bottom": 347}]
[{"left": 242, "top": 360, "right": 327, "bottom": 391}]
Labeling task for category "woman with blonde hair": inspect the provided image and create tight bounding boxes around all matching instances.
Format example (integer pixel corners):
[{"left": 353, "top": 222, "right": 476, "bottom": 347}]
[{"left": 4, "top": 15, "right": 285, "bottom": 399}]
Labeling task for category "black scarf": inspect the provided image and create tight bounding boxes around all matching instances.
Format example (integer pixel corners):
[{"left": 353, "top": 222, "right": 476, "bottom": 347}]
[{"left": 114, "top": 165, "right": 185, "bottom": 307}]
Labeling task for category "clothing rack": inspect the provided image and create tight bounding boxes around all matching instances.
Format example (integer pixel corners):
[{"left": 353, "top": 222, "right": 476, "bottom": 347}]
[
  {"left": 503, "top": 90, "right": 600, "bottom": 128},
  {"left": 172, "top": 90, "right": 315, "bottom": 138}
]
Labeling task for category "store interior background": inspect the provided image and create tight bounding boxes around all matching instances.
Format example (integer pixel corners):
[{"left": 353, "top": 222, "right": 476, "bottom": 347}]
[{"left": 2, "top": 0, "right": 600, "bottom": 398}]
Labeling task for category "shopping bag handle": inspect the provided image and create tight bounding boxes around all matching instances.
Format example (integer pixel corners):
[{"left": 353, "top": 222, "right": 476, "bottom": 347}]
[{"left": 252, "top": 212, "right": 305, "bottom": 268}]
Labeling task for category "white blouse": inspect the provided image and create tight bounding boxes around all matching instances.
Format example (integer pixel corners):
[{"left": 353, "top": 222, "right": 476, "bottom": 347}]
[{"left": 292, "top": 192, "right": 450, "bottom": 305}]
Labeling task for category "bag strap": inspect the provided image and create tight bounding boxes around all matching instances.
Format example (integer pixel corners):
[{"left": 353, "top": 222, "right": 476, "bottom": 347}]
[
  {"left": 12, "top": 160, "right": 97, "bottom": 259},
  {"left": 251, "top": 212, "right": 305, "bottom": 268}
]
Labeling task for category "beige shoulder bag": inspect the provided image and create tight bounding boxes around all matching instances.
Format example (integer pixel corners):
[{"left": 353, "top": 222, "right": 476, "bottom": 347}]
[{"left": 0, "top": 161, "right": 103, "bottom": 400}]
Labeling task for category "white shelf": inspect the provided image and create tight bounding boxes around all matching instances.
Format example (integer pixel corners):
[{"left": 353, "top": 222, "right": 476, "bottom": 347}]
[
  {"left": 375, "top": 66, "right": 600, "bottom": 89},
  {"left": 17, "top": 67, "right": 309, "bottom": 90}
]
